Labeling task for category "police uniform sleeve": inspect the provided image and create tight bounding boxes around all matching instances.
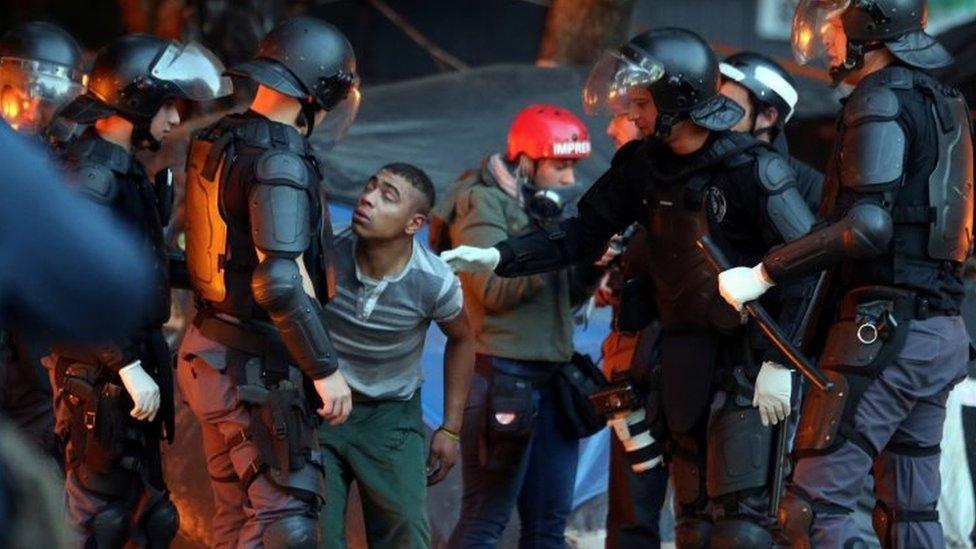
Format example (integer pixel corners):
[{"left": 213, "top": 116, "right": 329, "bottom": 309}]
[
  {"left": 494, "top": 140, "right": 646, "bottom": 277},
  {"left": 247, "top": 150, "right": 338, "bottom": 380},
  {"left": 760, "top": 87, "right": 902, "bottom": 283}
]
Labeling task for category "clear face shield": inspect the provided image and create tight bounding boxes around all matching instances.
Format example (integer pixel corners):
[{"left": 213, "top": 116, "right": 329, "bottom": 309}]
[
  {"left": 792, "top": 0, "right": 850, "bottom": 67},
  {"left": 582, "top": 49, "right": 665, "bottom": 117},
  {"left": 150, "top": 41, "right": 233, "bottom": 102},
  {"left": 314, "top": 79, "right": 361, "bottom": 150},
  {"left": 0, "top": 57, "right": 86, "bottom": 132}
]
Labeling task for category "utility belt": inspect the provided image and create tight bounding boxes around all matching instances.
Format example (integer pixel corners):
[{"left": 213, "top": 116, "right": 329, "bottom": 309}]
[
  {"left": 193, "top": 309, "right": 324, "bottom": 503},
  {"left": 194, "top": 309, "right": 292, "bottom": 382},
  {"left": 821, "top": 286, "right": 943, "bottom": 377},
  {"left": 795, "top": 286, "right": 944, "bottom": 460},
  {"left": 55, "top": 358, "right": 166, "bottom": 500}
]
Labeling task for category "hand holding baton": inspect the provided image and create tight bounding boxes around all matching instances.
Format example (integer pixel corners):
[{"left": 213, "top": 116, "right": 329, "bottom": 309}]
[{"left": 696, "top": 236, "right": 834, "bottom": 393}]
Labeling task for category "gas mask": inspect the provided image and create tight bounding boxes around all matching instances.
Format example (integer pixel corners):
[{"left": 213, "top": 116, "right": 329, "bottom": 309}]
[{"left": 521, "top": 180, "right": 582, "bottom": 222}]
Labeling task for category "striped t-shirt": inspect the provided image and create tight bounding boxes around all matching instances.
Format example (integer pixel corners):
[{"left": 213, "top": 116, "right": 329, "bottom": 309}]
[{"left": 323, "top": 228, "right": 463, "bottom": 400}]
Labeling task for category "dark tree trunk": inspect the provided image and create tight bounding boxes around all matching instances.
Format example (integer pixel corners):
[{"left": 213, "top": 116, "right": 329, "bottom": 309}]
[{"left": 537, "top": 0, "right": 636, "bottom": 66}]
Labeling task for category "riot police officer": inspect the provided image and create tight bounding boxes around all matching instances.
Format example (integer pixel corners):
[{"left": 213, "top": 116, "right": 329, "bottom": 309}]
[
  {"left": 0, "top": 21, "right": 86, "bottom": 135},
  {"left": 47, "top": 34, "right": 231, "bottom": 547},
  {"left": 178, "top": 16, "right": 359, "bottom": 547},
  {"left": 443, "top": 28, "right": 816, "bottom": 547},
  {"left": 719, "top": 52, "right": 824, "bottom": 211},
  {"left": 715, "top": 1, "right": 974, "bottom": 547}
]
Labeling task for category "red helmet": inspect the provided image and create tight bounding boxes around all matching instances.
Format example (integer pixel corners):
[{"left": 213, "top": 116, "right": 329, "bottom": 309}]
[{"left": 506, "top": 104, "right": 591, "bottom": 162}]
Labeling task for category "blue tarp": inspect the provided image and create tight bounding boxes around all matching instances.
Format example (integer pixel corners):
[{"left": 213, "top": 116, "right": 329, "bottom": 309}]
[{"left": 328, "top": 203, "right": 611, "bottom": 509}]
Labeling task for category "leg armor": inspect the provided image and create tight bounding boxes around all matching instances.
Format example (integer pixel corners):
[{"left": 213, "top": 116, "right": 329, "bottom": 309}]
[
  {"left": 143, "top": 498, "right": 179, "bottom": 548},
  {"left": 778, "top": 488, "right": 868, "bottom": 549},
  {"left": 778, "top": 489, "right": 813, "bottom": 549},
  {"left": 705, "top": 394, "right": 774, "bottom": 548},
  {"left": 90, "top": 504, "right": 130, "bottom": 549},
  {"left": 872, "top": 442, "right": 942, "bottom": 549},
  {"left": 675, "top": 517, "right": 713, "bottom": 549},
  {"left": 706, "top": 400, "right": 771, "bottom": 499},
  {"left": 671, "top": 432, "right": 712, "bottom": 548},
  {"left": 262, "top": 515, "right": 319, "bottom": 549},
  {"left": 711, "top": 519, "right": 772, "bottom": 549}
]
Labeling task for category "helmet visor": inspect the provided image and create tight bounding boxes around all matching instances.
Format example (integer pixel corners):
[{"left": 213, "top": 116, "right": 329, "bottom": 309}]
[
  {"left": 150, "top": 41, "right": 233, "bottom": 101},
  {"left": 0, "top": 57, "right": 85, "bottom": 103},
  {"left": 0, "top": 58, "right": 86, "bottom": 131},
  {"left": 314, "top": 84, "right": 361, "bottom": 150},
  {"left": 792, "top": 0, "right": 850, "bottom": 65},
  {"left": 582, "top": 49, "right": 664, "bottom": 116}
]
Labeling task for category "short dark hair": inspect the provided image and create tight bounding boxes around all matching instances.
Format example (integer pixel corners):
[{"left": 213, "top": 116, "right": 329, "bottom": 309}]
[{"left": 380, "top": 162, "right": 435, "bottom": 214}]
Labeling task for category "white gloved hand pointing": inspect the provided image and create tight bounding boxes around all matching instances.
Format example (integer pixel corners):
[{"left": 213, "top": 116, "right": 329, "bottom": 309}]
[
  {"left": 753, "top": 361, "right": 792, "bottom": 426},
  {"left": 118, "top": 360, "right": 161, "bottom": 421},
  {"left": 440, "top": 246, "right": 501, "bottom": 273},
  {"left": 718, "top": 263, "right": 775, "bottom": 312}
]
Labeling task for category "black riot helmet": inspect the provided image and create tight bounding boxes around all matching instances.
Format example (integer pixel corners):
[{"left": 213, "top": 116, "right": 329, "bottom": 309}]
[
  {"left": 0, "top": 21, "right": 87, "bottom": 133},
  {"left": 583, "top": 28, "right": 744, "bottom": 139},
  {"left": 60, "top": 34, "right": 231, "bottom": 148},
  {"left": 226, "top": 16, "right": 360, "bottom": 141},
  {"left": 720, "top": 52, "right": 799, "bottom": 133},
  {"left": 792, "top": 0, "right": 952, "bottom": 82}
]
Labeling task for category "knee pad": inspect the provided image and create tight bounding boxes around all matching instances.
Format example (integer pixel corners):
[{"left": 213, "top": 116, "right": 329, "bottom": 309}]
[
  {"left": 675, "top": 517, "right": 712, "bottom": 549},
  {"left": 706, "top": 405, "right": 771, "bottom": 498},
  {"left": 777, "top": 490, "right": 813, "bottom": 549},
  {"left": 872, "top": 500, "right": 893, "bottom": 548},
  {"left": 871, "top": 499, "right": 939, "bottom": 549},
  {"left": 143, "top": 499, "right": 179, "bottom": 548},
  {"left": 90, "top": 505, "right": 130, "bottom": 549},
  {"left": 262, "top": 515, "right": 319, "bottom": 549},
  {"left": 710, "top": 518, "right": 772, "bottom": 549},
  {"left": 671, "top": 439, "right": 708, "bottom": 514}
]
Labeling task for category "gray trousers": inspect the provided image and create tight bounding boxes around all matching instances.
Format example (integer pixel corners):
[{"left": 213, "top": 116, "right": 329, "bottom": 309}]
[{"left": 791, "top": 315, "right": 970, "bottom": 547}]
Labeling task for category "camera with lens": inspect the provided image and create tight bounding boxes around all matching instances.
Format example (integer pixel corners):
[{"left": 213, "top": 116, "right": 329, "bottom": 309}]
[{"left": 589, "top": 373, "right": 662, "bottom": 473}]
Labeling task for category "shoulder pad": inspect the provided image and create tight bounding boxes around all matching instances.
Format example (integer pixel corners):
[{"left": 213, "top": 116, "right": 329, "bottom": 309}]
[
  {"left": 755, "top": 151, "right": 795, "bottom": 194},
  {"left": 839, "top": 118, "right": 906, "bottom": 190},
  {"left": 706, "top": 131, "right": 761, "bottom": 168},
  {"left": 254, "top": 150, "right": 310, "bottom": 189},
  {"left": 843, "top": 85, "right": 900, "bottom": 127},
  {"left": 72, "top": 162, "right": 118, "bottom": 204}
]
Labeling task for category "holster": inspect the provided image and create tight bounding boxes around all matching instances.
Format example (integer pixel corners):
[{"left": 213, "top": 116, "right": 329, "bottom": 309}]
[
  {"left": 56, "top": 359, "right": 155, "bottom": 500},
  {"left": 476, "top": 356, "right": 536, "bottom": 473},
  {"left": 795, "top": 286, "right": 919, "bottom": 457},
  {"left": 202, "top": 311, "right": 325, "bottom": 503}
]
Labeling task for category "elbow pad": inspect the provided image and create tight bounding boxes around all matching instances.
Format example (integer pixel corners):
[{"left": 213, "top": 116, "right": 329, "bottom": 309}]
[
  {"left": 763, "top": 202, "right": 893, "bottom": 282},
  {"left": 252, "top": 257, "right": 337, "bottom": 379}
]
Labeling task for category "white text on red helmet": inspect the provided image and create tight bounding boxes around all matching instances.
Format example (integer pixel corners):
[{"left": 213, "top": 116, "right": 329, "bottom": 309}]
[{"left": 552, "top": 140, "right": 591, "bottom": 156}]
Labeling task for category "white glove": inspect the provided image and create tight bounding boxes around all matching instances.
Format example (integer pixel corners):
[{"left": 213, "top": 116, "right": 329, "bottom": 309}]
[
  {"left": 118, "top": 360, "right": 161, "bottom": 422},
  {"left": 717, "top": 263, "right": 775, "bottom": 312},
  {"left": 440, "top": 245, "right": 500, "bottom": 273},
  {"left": 753, "top": 361, "right": 792, "bottom": 427}
]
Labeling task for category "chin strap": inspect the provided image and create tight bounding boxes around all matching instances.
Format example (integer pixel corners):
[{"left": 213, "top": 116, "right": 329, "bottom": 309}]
[
  {"left": 830, "top": 41, "right": 886, "bottom": 85},
  {"left": 654, "top": 112, "right": 678, "bottom": 140}
]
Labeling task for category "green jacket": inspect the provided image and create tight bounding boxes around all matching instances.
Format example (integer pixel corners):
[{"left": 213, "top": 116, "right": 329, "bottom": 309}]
[{"left": 446, "top": 157, "right": 599, "bottom": 363}]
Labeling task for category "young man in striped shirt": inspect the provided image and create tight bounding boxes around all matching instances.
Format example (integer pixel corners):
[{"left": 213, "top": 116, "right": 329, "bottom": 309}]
[{"left": 319, "top": 163, "right": 474, "bottom": 548}]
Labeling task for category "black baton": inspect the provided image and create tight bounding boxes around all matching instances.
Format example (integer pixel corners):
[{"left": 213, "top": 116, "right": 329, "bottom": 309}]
[{"left": 696, "top": 236, "right": 834, "bottom": 393}]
